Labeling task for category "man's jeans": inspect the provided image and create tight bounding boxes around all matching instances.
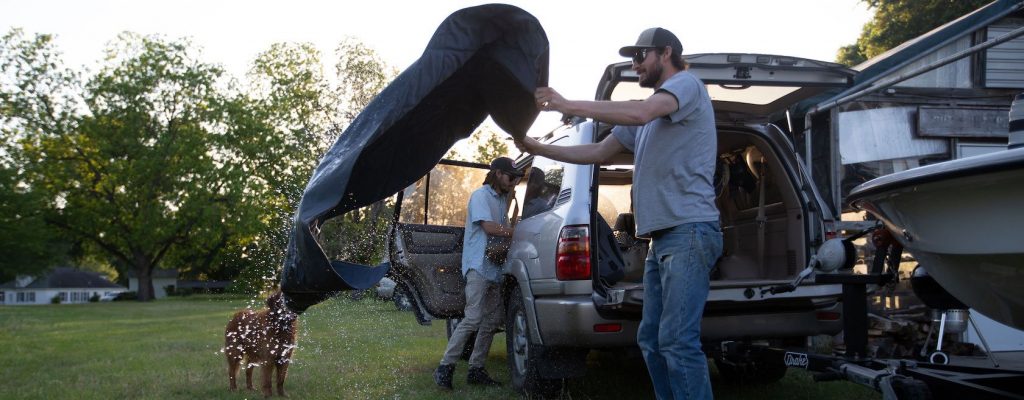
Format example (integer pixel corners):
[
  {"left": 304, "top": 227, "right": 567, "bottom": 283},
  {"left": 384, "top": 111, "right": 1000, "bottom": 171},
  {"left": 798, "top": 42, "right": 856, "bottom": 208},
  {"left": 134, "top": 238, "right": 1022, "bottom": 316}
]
[
  {"left": 637, "top": 222, "right": 724, "bottom": 400},
  {"left": 441, "top": 269, "right": 504, "bottom": 368}
]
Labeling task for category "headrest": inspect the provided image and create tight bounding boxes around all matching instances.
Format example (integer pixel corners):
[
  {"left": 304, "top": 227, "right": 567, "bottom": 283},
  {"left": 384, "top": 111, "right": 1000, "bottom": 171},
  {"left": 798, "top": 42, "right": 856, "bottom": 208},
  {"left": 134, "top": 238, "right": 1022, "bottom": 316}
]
[{"left": 744, "top": 146, "right": 765, "bottom": 179}]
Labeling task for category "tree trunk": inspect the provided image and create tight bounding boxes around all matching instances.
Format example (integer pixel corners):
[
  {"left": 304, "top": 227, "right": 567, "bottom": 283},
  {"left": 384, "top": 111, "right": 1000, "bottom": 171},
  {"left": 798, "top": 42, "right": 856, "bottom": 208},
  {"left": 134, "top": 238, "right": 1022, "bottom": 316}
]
[{"left": 133, "top": 251, "right": 156, "bottom": 301}]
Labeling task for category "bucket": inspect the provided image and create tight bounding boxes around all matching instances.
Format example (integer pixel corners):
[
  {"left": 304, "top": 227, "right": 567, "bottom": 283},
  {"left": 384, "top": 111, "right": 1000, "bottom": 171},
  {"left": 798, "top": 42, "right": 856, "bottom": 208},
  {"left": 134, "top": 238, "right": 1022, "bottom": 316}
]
[{"left": 931, "top": 309, "right": 969, "bottom": 335}]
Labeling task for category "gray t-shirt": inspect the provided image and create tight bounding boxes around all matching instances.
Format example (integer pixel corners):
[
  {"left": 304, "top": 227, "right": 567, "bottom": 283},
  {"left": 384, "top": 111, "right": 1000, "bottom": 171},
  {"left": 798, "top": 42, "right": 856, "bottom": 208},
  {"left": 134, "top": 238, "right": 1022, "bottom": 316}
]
[{"left": 612, "top": 71, "right": 719, "bottom": 237}]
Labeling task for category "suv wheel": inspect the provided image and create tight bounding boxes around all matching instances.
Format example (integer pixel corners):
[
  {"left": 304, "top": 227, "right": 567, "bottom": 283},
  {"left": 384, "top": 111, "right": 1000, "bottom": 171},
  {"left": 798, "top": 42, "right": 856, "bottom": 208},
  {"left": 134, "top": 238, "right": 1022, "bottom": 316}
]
[
  {"left": 506, "top": 284, "right": 562, "bottom": 397},
  {"left": 445, "top": 318, "right": 475, "bottom": 361}
]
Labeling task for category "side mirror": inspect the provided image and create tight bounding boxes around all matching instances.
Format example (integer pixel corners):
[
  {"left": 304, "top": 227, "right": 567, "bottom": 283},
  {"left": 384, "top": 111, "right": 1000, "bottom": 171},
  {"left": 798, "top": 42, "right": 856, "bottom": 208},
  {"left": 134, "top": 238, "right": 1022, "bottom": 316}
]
[{"left": 815, "top": 238, "right": 856, "bottom": 272}]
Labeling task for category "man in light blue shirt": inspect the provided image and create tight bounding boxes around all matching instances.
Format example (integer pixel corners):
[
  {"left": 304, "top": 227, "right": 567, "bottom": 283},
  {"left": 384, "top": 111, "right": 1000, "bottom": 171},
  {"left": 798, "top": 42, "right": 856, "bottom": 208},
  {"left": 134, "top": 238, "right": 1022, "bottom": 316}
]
[
  {"left": 517, "top": 28, "right": 723, "bottom": 400},
  {"left": 434, "top": 157, "right": 521, "bottom": 390}
]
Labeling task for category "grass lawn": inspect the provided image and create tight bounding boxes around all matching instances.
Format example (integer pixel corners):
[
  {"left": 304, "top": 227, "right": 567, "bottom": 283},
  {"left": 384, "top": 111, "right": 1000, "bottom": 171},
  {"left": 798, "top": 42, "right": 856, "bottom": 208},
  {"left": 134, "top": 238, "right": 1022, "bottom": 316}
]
[{"left": 0, "top": 295, "right": 879, "bottom": 399}]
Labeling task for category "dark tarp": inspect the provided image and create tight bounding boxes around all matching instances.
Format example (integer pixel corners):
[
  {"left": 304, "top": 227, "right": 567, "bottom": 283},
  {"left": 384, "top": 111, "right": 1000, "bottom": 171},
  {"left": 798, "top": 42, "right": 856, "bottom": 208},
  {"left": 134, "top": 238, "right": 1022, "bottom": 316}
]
[{"left": 280, "top": 4, "right": 549, "bottom": 313}]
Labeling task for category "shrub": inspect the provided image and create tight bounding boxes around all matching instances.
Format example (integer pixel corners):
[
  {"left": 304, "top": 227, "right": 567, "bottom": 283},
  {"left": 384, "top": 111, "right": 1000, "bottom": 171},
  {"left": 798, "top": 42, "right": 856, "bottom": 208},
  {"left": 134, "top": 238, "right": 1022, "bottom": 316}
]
[
  {"left": 89, "top": 293, "right": 100, "bottom": 302},
  {"left": 51, "top": 294, "right": 61, "bottom": 304}
]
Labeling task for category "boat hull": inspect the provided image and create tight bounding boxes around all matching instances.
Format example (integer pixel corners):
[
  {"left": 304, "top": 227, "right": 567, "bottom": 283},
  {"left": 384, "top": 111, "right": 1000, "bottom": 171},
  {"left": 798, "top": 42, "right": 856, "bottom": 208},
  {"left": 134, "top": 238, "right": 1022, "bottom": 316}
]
[{"left": 848, "top": 148, "right": 1024, "bottom": 330}]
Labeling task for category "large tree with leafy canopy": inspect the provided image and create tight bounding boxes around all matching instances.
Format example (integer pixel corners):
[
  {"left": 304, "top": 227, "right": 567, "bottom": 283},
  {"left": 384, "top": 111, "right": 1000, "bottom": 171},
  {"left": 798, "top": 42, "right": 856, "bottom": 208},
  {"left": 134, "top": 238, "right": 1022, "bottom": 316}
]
[
  {"left": 837, "top": 0, "right": 992, "bottom": 66},
  {"left": 2, "top": 30, "right": 264, "bottom": 300}
]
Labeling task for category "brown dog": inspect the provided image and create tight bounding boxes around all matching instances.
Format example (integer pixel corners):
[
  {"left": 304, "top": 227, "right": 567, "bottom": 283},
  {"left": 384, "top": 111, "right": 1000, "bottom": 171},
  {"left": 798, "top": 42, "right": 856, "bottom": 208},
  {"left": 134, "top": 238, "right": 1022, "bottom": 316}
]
[{"left": 225, "top": 291, "right": 299, "bottom": 397}]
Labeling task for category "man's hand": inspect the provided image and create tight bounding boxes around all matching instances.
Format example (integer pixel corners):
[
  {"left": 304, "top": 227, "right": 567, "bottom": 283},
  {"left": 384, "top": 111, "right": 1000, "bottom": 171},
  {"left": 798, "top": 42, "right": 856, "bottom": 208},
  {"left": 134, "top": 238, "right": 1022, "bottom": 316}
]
[
  {"left": 535, "top": 87, "right": 566, "bottom": 112},
  {"left": 514, "top": 136, "right": 541, "bottom": 155}
]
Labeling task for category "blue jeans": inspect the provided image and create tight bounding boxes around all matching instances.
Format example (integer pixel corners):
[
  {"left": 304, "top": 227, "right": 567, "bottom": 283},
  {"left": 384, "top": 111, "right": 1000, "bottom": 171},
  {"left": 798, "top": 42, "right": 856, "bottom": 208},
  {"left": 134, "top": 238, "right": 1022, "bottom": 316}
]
[{"left": 637, "top": 222, "right": 723, "bottom": 400}]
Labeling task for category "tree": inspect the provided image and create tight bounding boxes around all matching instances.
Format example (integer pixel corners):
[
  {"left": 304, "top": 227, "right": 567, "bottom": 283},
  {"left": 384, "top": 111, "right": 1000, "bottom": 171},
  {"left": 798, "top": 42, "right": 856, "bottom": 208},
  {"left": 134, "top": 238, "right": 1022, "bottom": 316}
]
[
  {"left": 225, "top": 39, "right": 400, "bottom": 291},
  {"left": 4, "top": 31, "right": 264, "bottom": 300},
  {"left": 219, "top": 42, "right": 341, "bottom": 293},
  {"left": 315, "top": 38, "right": 400, "bottom": 269},
  {"left": 0, "top": 164, "right": 66, "bottom": 282},
  {"left": 444, "top": 126, "right": 510, "bottom": 163},
  {"left": 837, "top": 0, "right": 991, "bottom": 66},
  {"left": 0, "top": 29, "right": 80, "bottom": 281}
]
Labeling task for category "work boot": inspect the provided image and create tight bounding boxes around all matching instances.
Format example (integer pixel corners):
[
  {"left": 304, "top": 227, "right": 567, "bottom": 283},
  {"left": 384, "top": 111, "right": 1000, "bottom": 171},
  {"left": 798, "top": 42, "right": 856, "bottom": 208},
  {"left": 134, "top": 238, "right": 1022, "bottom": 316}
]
[
  {"left": 467, "top": 367, "right": 501, "bottom": 386},
  {"left": 434, "top": 363, "right": 455, "bottom": 390}
]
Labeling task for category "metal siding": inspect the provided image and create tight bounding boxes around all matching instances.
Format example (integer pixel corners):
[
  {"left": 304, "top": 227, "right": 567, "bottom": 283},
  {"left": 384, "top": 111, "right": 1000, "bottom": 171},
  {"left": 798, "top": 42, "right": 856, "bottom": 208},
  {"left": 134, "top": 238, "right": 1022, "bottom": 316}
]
[
  {"left": 893, "top": 35, "right": 973, "bottom": 89},
  {"left": 838, "top": 107, "right": 949, "bottom": 165},
  {"left": 986, "top": 21, "right": 1024, "bottom": 88}
]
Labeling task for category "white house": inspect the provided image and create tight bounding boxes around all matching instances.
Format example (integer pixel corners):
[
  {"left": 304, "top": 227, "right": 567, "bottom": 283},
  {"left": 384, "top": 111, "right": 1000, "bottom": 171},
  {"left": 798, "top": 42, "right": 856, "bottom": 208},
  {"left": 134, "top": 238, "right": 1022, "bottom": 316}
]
[
  {"left": 0, "top": 267, "right": 126, "bottom": 305},
  {"left": 126, "top": 269, "right": 178, "bottom": 299}
]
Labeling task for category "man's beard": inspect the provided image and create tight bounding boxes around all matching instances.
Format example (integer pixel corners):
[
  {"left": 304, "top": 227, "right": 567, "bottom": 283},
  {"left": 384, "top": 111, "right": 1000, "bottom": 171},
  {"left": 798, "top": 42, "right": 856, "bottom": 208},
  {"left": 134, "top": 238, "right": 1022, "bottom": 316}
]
[{"left": 639, "top": 61, "right": 663, "bottom": 88}]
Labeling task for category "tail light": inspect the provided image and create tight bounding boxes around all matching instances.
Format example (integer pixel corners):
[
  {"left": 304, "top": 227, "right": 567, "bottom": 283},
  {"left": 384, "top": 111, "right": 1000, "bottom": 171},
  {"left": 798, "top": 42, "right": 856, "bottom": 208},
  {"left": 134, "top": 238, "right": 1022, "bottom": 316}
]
[{"left": 556, "top": 225, "right": 590, "bottom": 280}]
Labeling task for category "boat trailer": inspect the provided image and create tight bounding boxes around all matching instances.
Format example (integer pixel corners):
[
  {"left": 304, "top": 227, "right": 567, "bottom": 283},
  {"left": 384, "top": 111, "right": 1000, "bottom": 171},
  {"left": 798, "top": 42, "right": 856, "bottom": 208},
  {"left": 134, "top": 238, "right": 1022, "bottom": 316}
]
[{"left": 752, "top": 232, "right": 1024, "bottom": 399}]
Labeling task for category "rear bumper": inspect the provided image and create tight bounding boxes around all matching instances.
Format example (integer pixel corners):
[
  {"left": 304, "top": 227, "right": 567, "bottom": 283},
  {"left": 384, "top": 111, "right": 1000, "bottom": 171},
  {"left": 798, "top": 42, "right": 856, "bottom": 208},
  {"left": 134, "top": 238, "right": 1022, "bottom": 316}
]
[
  {"left": 533, "top": 295, "right": 640, "bottom": 347},
  {"left": 531, "top": 295, "right": 842, "bottom": 347}
]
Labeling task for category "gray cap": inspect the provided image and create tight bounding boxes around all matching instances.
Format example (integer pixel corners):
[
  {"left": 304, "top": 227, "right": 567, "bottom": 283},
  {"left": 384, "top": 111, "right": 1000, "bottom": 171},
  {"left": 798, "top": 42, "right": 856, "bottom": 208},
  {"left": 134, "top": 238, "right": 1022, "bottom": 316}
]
[{"left": 618, "top": 27, "right": 683, "bottom": 58}]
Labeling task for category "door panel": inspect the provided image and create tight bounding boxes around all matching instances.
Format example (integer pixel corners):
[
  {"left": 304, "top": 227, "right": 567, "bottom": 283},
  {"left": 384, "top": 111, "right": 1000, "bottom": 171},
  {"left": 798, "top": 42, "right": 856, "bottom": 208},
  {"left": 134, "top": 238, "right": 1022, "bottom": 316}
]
[
  {"left": 390, "top": 159, "right": 491, "bottom": 319},
  {"left": 394, "top": 223, "right": 466, "bottom": 317}
]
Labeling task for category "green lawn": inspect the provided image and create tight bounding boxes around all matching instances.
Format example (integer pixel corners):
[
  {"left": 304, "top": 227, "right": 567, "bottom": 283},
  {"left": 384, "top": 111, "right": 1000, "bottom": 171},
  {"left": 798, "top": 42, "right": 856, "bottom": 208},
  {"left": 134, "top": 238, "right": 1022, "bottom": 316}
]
[{"left": 0, "top": 295, "right": 878, "bottom": 399}]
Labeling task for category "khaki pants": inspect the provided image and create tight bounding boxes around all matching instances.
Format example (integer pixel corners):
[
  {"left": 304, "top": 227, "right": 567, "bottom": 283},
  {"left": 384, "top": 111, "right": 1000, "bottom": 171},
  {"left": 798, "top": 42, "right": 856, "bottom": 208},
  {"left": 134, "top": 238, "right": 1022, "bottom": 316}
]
[{"left": 441, "top": 269, "right": 504, "bottom": 368}]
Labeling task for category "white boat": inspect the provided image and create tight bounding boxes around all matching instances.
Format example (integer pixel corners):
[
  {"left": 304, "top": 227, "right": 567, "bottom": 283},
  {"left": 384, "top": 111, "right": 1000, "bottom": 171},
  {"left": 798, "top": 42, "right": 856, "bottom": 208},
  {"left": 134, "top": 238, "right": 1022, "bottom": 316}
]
[{"left": 847, "top": 147, "right": 1024, "bottom": 330}]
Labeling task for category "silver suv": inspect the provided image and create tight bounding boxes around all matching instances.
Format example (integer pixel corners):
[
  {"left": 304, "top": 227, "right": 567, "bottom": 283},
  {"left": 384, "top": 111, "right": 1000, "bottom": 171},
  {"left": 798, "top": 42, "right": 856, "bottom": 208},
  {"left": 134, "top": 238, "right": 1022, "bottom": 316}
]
[{"left": 388, "top": 53, "right": 855, "bottom": 395}]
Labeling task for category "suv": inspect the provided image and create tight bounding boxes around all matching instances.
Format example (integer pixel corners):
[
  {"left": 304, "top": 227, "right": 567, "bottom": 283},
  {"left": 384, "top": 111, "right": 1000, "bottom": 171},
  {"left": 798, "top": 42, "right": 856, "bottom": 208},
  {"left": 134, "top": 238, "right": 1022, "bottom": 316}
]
[{"left": 388, "top": 53, "right": 855, "bottom": 395}]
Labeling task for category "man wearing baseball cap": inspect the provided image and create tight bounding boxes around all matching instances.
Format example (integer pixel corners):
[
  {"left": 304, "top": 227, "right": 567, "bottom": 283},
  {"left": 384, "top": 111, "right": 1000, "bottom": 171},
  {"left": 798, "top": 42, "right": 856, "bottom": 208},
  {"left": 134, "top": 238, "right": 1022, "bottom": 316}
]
[
  {"left": 516, "top": 27, "right": 722, "bottom": 399},
  {"left": 434, "top": 157, "right": 521, "bottom": 390}
]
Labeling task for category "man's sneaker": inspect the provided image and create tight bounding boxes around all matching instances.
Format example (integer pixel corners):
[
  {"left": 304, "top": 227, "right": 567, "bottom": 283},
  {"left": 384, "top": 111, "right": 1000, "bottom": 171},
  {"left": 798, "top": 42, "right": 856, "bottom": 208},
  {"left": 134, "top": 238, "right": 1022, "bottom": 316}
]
[
  {"left": 434, "top": 363, "right": 455, "bottom": 390},
  {"left": 467, "top": 367, "right": 501, "bottom": 386}
]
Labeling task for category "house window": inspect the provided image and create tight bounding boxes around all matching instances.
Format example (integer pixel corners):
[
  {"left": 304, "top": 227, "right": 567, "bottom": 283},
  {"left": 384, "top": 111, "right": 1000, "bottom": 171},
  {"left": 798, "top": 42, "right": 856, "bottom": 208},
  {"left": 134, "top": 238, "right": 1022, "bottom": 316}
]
[
  {"left": 17, "top": 292, "right": 35, "bottom": 303},
  {"left": 59, "top": 292, "right": 68, "bottom": 302},
  {"left": 0, "top": 291, "right": 5, "bottom": 304}
]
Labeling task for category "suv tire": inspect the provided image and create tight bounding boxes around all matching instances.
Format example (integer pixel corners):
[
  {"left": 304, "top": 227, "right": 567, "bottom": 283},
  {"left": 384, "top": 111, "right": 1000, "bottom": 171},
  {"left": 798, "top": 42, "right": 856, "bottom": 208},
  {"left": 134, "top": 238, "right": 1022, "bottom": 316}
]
[
  {"left": 445, "top": 318, "right": 476, "bottom": 361},
  {"left": 506, "top": 284, "right": 563, "bottom": 397}
]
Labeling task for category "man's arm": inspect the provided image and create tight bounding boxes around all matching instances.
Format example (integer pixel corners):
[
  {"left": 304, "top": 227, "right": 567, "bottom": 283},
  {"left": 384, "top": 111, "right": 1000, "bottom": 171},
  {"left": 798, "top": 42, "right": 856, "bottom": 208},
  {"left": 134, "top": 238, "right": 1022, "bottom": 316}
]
[
  {"left": 536, "top": 87, "right": 679, "bottom": 126},
  {"left": 516, "top": 134, "right": 625, "bottom": 165},
  {"left": 480, "top": 221, "right": 513, "bottom": 238}
]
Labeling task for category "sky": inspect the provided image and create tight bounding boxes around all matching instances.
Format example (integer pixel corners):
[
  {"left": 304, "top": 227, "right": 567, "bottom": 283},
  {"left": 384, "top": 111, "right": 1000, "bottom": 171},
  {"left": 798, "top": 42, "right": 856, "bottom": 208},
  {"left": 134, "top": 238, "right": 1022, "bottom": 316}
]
[{"left": 2, "top": 0, "right": 873, "bottom": 136}]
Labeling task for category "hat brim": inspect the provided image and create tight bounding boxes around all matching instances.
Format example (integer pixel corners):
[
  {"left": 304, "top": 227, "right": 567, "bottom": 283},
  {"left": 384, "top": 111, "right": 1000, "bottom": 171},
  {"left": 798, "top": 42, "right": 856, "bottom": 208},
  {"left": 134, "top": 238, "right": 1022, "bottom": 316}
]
[
  {"left": 507, "top": 170, "right": 525, "bottom": 178},
  {"left": 619, "top": 45, "right": 653, "bottom": 57}
]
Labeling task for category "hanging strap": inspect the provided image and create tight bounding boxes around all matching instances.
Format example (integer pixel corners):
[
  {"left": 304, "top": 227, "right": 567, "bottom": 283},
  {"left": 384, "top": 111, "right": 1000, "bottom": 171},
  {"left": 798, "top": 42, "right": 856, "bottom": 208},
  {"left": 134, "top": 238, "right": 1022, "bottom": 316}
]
[{"left": 756, "top": 160, "right": 768, "bottom": 276}]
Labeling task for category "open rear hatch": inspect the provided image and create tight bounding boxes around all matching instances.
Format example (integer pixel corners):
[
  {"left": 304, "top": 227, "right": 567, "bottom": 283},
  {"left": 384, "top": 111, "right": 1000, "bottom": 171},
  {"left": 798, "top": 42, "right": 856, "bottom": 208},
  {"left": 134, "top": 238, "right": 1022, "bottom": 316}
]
[{"left": 590, "top": 54, "right": 855, "bottom": 319}]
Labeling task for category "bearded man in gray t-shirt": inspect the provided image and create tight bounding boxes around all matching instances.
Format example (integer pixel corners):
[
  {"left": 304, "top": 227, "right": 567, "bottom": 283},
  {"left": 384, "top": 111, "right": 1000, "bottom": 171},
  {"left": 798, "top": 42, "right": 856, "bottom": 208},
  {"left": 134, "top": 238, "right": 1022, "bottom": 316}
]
[{"left": 516, "top": 27, "right": 723, "bottom": 400}]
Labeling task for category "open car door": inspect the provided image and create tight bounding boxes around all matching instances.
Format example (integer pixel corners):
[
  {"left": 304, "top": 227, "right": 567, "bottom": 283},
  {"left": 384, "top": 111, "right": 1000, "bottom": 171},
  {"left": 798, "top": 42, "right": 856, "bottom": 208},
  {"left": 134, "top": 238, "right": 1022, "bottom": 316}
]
[{"left": 390, "top": 160, "right": 491, "bottom": 323}]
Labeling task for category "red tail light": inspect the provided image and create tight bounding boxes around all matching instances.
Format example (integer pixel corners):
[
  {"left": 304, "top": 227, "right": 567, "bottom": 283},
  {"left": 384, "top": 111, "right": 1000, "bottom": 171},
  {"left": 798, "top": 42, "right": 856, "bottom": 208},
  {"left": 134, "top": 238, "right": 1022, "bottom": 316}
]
[{"left": 556, "top": 225, "right": 590, "bottom": 280}]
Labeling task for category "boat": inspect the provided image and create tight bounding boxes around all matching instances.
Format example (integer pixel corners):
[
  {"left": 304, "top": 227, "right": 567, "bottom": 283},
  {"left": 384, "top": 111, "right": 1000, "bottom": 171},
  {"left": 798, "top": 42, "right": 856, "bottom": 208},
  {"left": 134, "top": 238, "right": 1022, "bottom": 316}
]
[{"left": 847, "top": 147, "right": 1024, "bottom": 330}]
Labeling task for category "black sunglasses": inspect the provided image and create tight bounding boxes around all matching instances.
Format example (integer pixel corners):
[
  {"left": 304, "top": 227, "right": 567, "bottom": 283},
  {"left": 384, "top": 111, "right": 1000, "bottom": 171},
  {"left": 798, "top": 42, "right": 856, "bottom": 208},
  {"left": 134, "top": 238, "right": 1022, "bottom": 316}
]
[{"left": 632, "top": 48, "right": 656, "bottom": 64}]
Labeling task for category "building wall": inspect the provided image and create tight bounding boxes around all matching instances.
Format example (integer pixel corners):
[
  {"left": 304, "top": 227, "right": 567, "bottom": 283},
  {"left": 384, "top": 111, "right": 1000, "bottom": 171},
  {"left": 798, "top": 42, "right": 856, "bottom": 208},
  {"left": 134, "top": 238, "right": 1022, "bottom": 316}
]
[{"left": 0, "top": 288, "right": 124, "bottom": 305}]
